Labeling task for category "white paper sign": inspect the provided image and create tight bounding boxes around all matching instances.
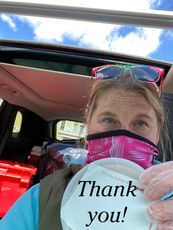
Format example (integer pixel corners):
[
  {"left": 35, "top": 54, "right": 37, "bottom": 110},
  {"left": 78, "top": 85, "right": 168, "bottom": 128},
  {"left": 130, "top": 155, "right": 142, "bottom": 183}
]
[{"left": 61, "top": 160, "right": 157, "bottom": 230}]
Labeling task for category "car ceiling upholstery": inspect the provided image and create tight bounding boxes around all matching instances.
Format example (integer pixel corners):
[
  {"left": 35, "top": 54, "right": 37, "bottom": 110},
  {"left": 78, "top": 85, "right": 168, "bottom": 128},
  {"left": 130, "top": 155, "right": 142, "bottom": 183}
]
[{"left": 0, "top": 62, "right": 91, "bottom": 121}]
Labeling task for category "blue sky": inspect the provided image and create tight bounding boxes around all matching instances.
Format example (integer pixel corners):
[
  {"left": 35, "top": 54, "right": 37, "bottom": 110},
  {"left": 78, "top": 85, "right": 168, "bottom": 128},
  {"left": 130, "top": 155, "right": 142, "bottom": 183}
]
[{"left": 0, "top": 0, "right": 173, "bottom": 63}]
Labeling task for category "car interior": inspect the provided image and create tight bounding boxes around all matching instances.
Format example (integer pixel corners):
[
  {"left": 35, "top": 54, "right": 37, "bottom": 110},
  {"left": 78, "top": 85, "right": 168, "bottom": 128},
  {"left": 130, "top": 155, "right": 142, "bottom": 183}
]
[
  {"left": 0, "top": 1, "right": 173, "bottom": 224},
  {"left": 0, "top": 2, "right": 173, "bottom": 219}
]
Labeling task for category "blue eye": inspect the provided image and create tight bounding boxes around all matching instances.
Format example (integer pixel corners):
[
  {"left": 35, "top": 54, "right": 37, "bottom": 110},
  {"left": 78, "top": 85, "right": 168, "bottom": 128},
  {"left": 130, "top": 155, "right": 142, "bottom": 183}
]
[
  {"left": 135, "top": 120, "right": 148, "bottom": 127},
  {"left": 103, "top": 117, "right": 115, "bottom": 124}
]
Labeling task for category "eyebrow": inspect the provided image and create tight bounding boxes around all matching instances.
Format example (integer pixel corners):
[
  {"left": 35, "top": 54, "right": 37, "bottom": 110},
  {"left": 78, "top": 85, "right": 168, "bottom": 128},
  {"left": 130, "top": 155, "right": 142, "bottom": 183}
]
[
  {"left": 134, "top": 113, "right": 153, "bottom": 121},
  {"left": 99, "top": 112, "right": 153, "bottom": 121},
  {"left": 99, "top": 111, "right": 117, "bottom": 117}
]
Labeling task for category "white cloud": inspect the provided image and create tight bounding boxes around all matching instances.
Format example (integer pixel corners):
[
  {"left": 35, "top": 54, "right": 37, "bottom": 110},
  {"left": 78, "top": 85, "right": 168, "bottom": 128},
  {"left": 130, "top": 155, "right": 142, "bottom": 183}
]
[
  {"left": 18, "top": 16, "right": 119, "bottom": 47},
  {"left": 1, "top": 14, "right": 17, "bottom": 31},
  {"left": 0, "top": 0, "right": 164, "bottom": 58},
  {"left": 109, "top": 28, "right": 162, "bottom": 57}
]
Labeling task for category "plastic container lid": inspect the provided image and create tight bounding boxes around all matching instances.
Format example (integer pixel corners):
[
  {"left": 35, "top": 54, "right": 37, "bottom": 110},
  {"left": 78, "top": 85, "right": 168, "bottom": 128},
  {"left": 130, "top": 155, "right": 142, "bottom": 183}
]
[{"left": 0, "top": 160, "right": 37, "bottom": 217}]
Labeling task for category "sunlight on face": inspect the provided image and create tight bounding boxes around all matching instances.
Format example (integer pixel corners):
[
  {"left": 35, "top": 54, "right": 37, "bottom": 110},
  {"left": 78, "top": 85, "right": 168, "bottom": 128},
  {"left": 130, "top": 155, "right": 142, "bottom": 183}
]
[{"left": 87, "top": 89, "right": 160, "bottom": 144}]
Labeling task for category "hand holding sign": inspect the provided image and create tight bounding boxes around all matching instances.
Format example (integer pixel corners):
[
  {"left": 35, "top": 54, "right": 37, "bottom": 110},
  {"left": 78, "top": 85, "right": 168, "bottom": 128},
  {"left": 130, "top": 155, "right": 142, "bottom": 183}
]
[{"left": 61, "top": 158, "right": 157, "bottom": 230}]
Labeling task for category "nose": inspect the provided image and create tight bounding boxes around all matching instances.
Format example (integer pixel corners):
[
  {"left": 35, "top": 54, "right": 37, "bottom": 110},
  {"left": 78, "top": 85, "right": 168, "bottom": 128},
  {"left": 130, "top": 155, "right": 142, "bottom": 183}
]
[{"left": 119, "top": 123, "right": 131, "bottom": 132}]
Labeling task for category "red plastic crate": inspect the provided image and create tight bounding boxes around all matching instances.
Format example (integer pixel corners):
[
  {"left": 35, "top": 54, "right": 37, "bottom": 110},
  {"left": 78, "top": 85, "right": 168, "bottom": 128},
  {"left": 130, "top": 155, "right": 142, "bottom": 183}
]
[{"left": 0, "top": 160, "right": 37, "bottom": 217}]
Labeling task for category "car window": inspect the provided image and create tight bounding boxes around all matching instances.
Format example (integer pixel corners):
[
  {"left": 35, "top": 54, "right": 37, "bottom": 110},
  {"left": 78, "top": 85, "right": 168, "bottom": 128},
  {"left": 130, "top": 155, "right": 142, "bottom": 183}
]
[
  {"left": 56, "top": 120, "right": 86, "bottom": 140},
  {"left": 0, "top": 98, "right": 3, "bottom": 106},
  {"left": 12, "top": 111, "right": 23, "bottom": 133},
  {"left": 13, "top": 58, "right": 92, "bottom": 76},
  {"left": 0, "top": 1, "right": 173, "bottom": 62}
]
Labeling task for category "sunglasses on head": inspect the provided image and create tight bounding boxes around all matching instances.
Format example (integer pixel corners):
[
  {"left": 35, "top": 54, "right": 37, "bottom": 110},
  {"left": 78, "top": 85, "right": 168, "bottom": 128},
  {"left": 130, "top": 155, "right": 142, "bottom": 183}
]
[{"left": 92, "top": 64, "right": 164, "bottom": 89}]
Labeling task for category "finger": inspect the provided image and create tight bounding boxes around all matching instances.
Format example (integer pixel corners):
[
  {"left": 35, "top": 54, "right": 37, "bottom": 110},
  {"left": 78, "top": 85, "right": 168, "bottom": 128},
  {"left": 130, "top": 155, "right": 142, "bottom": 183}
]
[
  {"left": 148, "top": 199, "right": 173, "bottom": 223},
  {"left": 143, "top": 169, "right": 173, "bottom": 200},
  {"left": 139, "top": 161, "right": 173, "bottom": 185},
  {"left": 158, "top": 221, "right": 173, "bottom": 230}
]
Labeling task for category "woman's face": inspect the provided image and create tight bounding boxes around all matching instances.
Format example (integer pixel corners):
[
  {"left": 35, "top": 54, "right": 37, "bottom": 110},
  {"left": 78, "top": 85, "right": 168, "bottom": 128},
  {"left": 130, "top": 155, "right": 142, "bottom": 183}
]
[{"left": 87, "top": 88, "right": 160, "bottom": 145}]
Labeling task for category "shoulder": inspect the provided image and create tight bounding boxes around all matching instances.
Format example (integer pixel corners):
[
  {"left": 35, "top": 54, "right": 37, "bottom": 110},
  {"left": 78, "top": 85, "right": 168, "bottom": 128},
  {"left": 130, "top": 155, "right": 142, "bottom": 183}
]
[
  {"left": 39, "top": 168, "right": 74, "bottom": 230},
  {"left": 39, "top": 167, "right": 74, "bottom": 204},
  {"left": 40, "top": 167, "right": 73, "bottom": 189},
  {"left": 0, "top": 184, "right": 40, "bottom": 230}
]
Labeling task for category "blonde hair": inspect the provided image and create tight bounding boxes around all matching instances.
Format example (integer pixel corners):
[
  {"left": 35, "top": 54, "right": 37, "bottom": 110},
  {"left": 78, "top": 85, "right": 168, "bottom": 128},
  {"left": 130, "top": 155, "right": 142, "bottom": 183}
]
[{"left": 86, "top": 76, "right": 171, "bottom": 161}]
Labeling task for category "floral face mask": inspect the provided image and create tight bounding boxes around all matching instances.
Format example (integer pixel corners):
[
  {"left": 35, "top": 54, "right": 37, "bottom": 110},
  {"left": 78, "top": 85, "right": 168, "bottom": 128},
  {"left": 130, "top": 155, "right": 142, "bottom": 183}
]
[{"left": 85, "top": 130, "right": 160, "bottom": 169}]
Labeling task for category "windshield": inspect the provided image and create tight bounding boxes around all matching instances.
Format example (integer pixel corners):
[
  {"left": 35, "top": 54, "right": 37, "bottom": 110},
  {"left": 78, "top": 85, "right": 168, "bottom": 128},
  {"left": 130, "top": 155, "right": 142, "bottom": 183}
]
[{"left": 0, "top": 0, "right": 173, "bottom": 62}]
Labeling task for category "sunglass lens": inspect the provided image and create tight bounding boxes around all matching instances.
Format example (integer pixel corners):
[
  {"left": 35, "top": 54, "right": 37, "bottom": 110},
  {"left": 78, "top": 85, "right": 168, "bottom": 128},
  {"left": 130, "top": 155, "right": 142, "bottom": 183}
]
[
  {"left": 132, "top": 66, "right": 159, "bottom": 82},
  {"left": 96, "top": 66, "right": 122, "bottom": 79}
]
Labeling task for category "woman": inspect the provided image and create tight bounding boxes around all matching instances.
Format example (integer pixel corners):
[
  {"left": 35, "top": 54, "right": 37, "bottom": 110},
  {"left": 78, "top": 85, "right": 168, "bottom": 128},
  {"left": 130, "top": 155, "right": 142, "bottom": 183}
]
[{"left": 1, "top": 66, "right": 173, "bottom": 230}]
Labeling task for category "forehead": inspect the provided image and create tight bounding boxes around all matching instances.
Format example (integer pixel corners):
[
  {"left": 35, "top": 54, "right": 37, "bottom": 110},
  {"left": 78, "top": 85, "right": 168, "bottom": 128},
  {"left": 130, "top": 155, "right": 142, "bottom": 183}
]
[{"left": 95, "top": 88, "right": 153, "bottom": 113}]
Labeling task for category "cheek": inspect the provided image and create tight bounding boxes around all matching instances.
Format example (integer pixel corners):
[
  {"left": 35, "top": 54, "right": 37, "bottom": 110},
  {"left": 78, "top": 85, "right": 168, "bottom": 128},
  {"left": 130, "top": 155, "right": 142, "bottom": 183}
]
[
  {"left": 148, "top": 124, "right": 160, "bottom": 145},
  {"left": 87, "top": 115, "right": 95, "bottom": 134},
  {"left": 87, "top": 115, "right": 104, "bottom": 135},
  {"left": 87, "top": 123, "right": 94, "bottom": 135},
  {"left": 87, "top": 121, "right": 100, "bottom": 135}
]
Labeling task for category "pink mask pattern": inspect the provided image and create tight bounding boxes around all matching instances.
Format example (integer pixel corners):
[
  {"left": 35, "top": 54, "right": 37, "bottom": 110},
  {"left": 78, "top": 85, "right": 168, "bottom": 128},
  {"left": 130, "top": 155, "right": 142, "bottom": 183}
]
[{"left": 85, "top": 130, "right": 159, "bottom": 169}]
